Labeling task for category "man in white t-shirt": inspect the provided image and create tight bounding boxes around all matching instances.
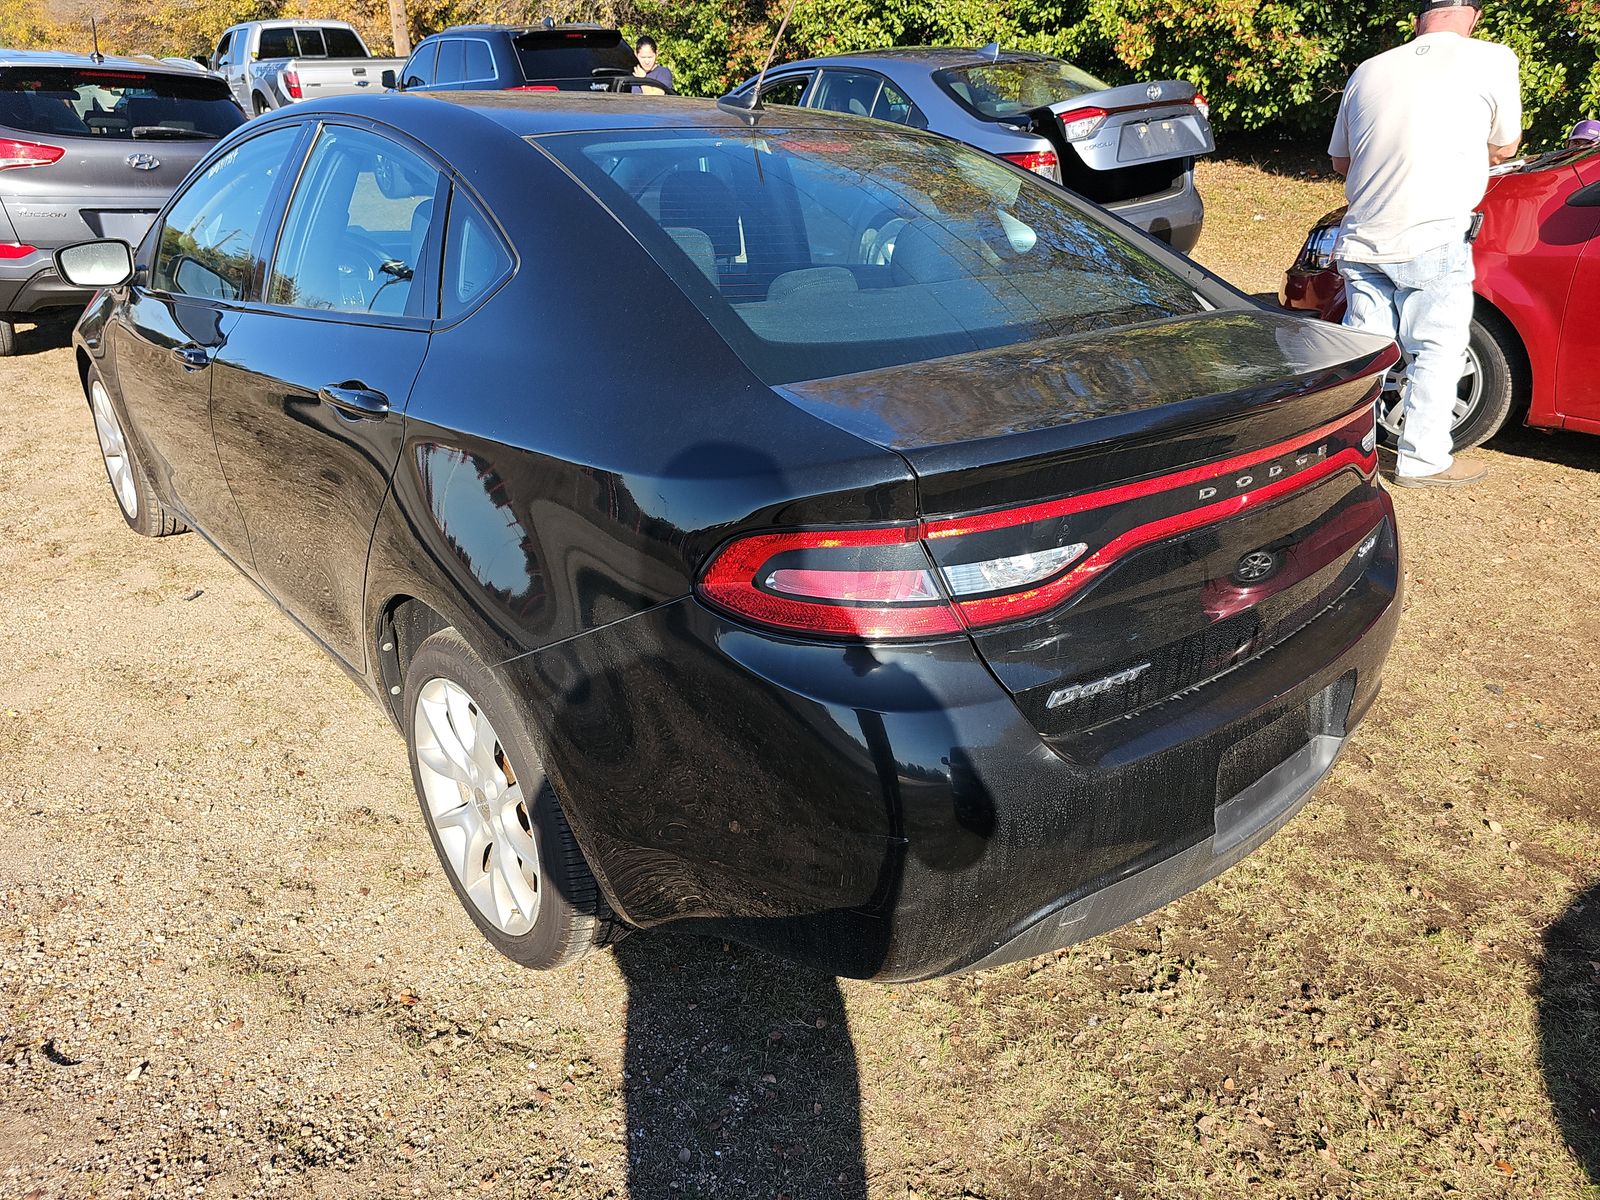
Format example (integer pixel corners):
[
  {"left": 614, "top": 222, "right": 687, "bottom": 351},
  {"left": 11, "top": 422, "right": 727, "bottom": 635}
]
[{"left": 1329, "top": 0, "right": 1521, "bottom": 487}]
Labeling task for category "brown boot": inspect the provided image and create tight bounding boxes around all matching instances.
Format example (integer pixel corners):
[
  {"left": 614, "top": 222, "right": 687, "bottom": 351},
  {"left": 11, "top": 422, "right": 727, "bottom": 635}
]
[{"left": 1390, "top": 460, "right": 1487, "bottom": 489}]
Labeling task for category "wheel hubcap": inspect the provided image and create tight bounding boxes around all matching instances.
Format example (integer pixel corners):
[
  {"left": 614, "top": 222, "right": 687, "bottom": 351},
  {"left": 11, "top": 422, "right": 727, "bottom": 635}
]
[
  {"left": 1378, "top": 343, "right": 1482, "bottom": 442},
  {"left": 90, "top": 380, "right": 138, "bottom": 519},
  {"left": 413, "top": 678, "right": 541, "bottom": 936}
]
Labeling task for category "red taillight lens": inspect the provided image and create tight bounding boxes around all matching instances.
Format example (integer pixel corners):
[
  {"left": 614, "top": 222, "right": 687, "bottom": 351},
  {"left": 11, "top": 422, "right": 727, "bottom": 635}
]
[
  {"left": 1191, "top": 92, "right": 1210, "bottom": 119},
  {"left": 1056, "top": 106, "right": 1108, "bottom": 141},
  {"left": 284, "top": 70, "right": 303, "bottom": 99},
  {"left": 509, "top": 84, "right": 560, "bottom": 92},
  {"left": 0, "top": 137, "right": 65, "bottom": 170},
  {"left": 697, "top": 404, "right": 1382, "bottom": 641},
  {"left": 998, "top": 150, "right": 1059, "bottom": 180},
  {"left": 0, "top": 242, "right": 38, "bottom": 259}
]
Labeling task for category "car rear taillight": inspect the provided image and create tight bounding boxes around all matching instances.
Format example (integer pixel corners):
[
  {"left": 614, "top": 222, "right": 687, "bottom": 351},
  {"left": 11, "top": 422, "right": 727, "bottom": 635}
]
[
  {"left": 284, "top": 70, "right": 303, "bottom": 99},
  {"left": 1056, "top": 106, "right": 1107, "bottom": 141},
  {"left": 509, "top": 84, "right": 560, "bottom": 91},
  {"left": 1191, "top": 92, "right": 1209, "bottom": 119},
  {"left": 0, "top": 137, "right": 65, "bottom": 170},
  {"left": 0, "top": 242, "right": 38, "bottom": 259},
  {"left": 999, "top": 150, "right": 1060, "bottom": 181},
  {"left": 698, "top": 404, "right": 1379, "bottom": 641}
]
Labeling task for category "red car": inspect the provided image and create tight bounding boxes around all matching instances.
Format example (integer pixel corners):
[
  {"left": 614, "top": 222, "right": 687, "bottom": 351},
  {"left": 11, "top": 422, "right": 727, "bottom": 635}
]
[{"left": 1281, "top": 144, "right": 1600, "bottom": 448}]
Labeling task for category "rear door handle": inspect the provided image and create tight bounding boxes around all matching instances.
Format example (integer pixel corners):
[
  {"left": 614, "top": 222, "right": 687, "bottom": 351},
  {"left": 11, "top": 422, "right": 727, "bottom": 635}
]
[
  {"left": 171, "top": 345, "right": 210, "bottom": 371},
  {"left": 318, "top": 384, "right": 390, "bottom": 419}
]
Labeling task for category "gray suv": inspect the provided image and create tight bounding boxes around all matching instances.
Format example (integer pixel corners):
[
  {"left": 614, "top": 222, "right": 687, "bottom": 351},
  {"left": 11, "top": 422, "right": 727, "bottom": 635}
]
[
  {"left": 0, "top": 50, "right": 245, "bottom": 354},
  {"left": 733, "top": 47, "right": 1214, "bottom": 252}
]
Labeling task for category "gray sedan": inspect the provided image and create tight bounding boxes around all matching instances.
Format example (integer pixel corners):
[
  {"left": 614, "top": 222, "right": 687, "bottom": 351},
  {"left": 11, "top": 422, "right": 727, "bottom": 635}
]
[
  {"left": 733, "top": 47, "right": 1214, "bottom": 252},
  {"left": 0, "top": 50, "right": 246, "bottom": 354}
]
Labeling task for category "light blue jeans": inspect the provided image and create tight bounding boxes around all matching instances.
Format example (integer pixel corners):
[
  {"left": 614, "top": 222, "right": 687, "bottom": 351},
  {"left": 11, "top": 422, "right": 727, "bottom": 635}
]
[{"left": 1339, "top": 238, "right": 1475, "bottom": 477}]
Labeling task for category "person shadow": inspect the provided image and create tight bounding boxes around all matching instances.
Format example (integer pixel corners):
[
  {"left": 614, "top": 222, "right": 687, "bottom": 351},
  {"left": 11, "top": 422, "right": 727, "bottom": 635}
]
[
  {"left": 1537, "top": 881, "right": 1600, "bottom": 1184},
  {"left": 615, "top": 931, "right": 867, "bottom": 1199}
]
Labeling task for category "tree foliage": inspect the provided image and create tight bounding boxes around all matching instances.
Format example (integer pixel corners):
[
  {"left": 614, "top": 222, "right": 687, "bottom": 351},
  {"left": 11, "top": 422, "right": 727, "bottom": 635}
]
[{"left": 3, "top": 0, "right": 1595, "bottom": 144}]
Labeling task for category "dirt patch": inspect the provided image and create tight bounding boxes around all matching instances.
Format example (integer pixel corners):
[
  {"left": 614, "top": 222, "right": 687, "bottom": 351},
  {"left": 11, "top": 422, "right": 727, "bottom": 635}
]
[{"left": 2, "top": 158, "right": 1598, "bottom": 1199}]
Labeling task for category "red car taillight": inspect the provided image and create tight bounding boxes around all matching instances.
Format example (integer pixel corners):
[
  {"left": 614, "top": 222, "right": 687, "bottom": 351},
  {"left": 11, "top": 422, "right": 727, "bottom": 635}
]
[
  {"left": 509, "top": 84, "right": 560, "bottom": 92},
  {"left": 0, "top": 242, "right": 38, "bottom": 259},
  {"left": 998, "top": 150, "right": 1060, "bottom": 181},
  {"left": 1191, "top": 92, "right": 1209, "bottom": 119},
  {"left": 0, "top": 137, "right": 65, "bottom": 170},
  {"left": 1056, "top": 106, "right": 1108, "bottom": 141},
  {"left": 284, "top": 70, "right": 303, "bottom": 99},
  {"left": 697, "top": 405, "right": 1379, "bottom": 641}
]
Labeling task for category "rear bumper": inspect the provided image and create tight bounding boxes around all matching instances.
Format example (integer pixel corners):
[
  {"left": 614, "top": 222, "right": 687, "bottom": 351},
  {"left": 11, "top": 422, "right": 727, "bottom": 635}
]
[
  {"left": 1108, "top": 172, "right": 1204, "bottom": 253},
  {"left": 0, "top": 258, "right": 90, "bottom": 318},
  {"left": 1280, "top": 264, "right": 1345, "bottom": 318},
  {"left": 506, "top": 503, "right": 1401, "bottom": 981}
]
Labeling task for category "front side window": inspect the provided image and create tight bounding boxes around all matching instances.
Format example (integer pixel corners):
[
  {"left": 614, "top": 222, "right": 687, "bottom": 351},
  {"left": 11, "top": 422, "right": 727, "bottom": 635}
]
[
  {"left": 935, "top": 59, "right": 1107, "bottom": 121},
  {"left": 215, "top": 32, "right": 233, "bottom": 68},
  {"left": 151, "top": 126, "right": 301, "bottom": 300},
  {"left": 266, "top": 124, "right": 441, "bottom": 317},
  {"left": 402, "top": 42, "right": 438, "bottom": 89},
  {"left": 541, "top": 127, "right": 1206, "bottom": 384},
  {"left": 0, "top": 66, "right": 245, "bottom": 140}
]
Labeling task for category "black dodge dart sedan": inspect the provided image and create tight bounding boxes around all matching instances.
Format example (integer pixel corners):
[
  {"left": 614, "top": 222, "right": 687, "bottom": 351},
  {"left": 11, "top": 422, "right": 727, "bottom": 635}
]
[{"left": 60, "top": 91, "right": 1402, "bottom": 981}]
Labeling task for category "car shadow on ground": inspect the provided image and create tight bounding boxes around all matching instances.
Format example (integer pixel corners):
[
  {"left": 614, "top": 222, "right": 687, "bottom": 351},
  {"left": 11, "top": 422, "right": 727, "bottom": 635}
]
[
  {"left": 6, "top": 315, "right": 77, "bottom": 358},
  {"left": 614, "top": 930, "right": 867, "bottom": 1199},
  {"left": 1487, "top": 423, "right": 1600, "bottom": 471},
  {"left": 1537, "top": 882, "right": 1600, "bottom": 1184}
]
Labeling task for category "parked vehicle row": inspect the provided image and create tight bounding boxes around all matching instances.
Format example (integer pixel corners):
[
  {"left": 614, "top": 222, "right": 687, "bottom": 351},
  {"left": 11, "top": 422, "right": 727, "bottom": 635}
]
[
  {"left": 57, "top": 88, "right": 1400, "bottom": 979},
  {"left": 1281, "top": 141, "right": 1600, "bottom": 444}
]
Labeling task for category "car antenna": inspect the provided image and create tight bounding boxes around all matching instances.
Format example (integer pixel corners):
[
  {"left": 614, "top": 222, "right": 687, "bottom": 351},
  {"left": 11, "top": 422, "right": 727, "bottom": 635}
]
[
  {"left": 89, "top": 16, "right": 105, "bottom": 64},
  {"left": 716, "top": 0, "right": 801, "bottom": 126}
]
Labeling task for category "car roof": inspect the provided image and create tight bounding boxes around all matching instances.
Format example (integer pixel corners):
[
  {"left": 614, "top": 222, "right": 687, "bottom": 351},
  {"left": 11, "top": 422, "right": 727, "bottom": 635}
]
[
  {"left": 430, "top": 23, "right": 621, "bottom": 35},
  {"left": 0, "top": 48, "right": 215, "bottom": 78},
  {"left": 384, "top": 91, "right": 877, "bottom": 136},
  {"left": 769, "top": 47, "right": 1057, "bottom": 71}
]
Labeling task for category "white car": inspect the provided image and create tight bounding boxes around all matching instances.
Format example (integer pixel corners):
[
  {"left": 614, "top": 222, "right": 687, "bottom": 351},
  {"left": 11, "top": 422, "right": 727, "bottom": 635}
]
[{"left": 207, "top": 20, "right": 404, "bottom": 115}]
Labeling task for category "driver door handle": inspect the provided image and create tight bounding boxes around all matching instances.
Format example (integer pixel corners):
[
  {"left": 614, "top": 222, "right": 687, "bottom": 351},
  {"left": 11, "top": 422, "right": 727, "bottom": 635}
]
[
  {"left": 171, "top": 344, "right": 210, "bottom": 372},
  {"left": 318, "top": 384, "right": 390, "bottom": 419}
]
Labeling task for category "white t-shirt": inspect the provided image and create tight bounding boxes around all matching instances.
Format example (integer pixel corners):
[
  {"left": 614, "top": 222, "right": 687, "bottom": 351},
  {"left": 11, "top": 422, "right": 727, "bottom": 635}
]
[{"left": 1329, "top": 32, "right": 1521, "bottom": 263}]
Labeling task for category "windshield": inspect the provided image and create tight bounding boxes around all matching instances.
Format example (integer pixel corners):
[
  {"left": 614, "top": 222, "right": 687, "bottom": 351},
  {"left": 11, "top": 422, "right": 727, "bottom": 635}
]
[
  {"left": 936, "top": 60, "right": 1107, "bottom": 120},
  {"left": 513, "top": 30, "right": 636, "bottom": 81},
  {"left": 0, "top": 67, "right": 245, "bottom": 140},
  {"left": 540, "top": 127, "right": 1206, "bottom": 384}
]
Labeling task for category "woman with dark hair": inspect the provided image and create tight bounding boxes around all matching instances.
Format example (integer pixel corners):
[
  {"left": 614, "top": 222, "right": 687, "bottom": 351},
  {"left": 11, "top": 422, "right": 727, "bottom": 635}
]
[{"left": 634, "top": 36, "right": 673, "bottom": 91}]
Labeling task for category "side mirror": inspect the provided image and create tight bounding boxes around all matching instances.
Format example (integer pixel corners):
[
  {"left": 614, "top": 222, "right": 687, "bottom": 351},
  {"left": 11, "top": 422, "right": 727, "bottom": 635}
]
[
  {"left": 381, "top": 69, "right": 398, "bottom": 89},
  {"left": 1567, "top": 179, "right": 1600, "bottom": 208},
  {"left": 194, "top": 54, "right": 210, "bottom": 68},
  {"left": 55, "top": 240, "right": 135, "bottom": 289}
]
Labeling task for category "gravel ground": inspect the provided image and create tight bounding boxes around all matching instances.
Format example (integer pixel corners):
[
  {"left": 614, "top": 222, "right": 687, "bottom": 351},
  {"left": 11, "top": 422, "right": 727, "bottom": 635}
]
[{"left": 2, "top": 156, "right": 1598, "bottom": 1200}]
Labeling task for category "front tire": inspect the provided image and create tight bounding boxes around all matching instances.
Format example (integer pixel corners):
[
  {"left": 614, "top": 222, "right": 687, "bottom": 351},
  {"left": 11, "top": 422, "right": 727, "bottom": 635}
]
[
  {"left": 1378, "top": 309, "right": 1524, "bottom": 453},
  {"left": 0, "top": 319, "right": 14, "bottom": 357},
  {"left": 403, "top": 627, "right": 620, "bottom": 969},
  {"left": 86, "top": 369, "right": 187, "bottom": 537}
]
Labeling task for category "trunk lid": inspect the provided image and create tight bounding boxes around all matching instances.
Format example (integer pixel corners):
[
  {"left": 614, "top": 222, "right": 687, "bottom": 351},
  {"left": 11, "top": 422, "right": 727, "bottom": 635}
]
[
  {"left": 1031, "top": 81, "right": 1213, "bottom": 206},
  {"left": 781, "top": 309, "right": 1397, "bottom": 736}
]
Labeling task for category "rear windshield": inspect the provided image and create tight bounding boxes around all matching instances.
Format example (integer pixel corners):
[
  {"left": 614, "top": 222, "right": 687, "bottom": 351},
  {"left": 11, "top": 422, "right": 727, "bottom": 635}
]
[
  {"left": 936, "top": 59, "right": 1107, "bottom": 120},
  {"left": 513, "top": 30, "right": 636, "bottom": 81},
  {"left": 258, "top": 26, "right": 367, "bottom": 60},
  {"left": 541, "top": 127, "right": 1205, "bottom": 384},
  {"left": 0, "top": 67, "right": 245, "bottom": 140}
]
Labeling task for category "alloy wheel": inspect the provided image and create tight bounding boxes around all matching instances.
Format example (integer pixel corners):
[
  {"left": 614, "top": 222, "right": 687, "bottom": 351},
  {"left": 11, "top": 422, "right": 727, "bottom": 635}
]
[
  {"left": 412, "top": 677, "right": 542, "bottom": 935},
  {"left": 1377, "top": 343, "right": 1482, "bottom": 443},
  {"left": 90, "top": 379, "right": 138, "bottom": 519}
]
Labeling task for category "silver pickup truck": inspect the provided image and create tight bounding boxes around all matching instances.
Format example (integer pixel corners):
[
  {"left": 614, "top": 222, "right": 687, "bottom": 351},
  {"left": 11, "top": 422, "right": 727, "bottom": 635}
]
[{"left": 208, "top": 21, "right": 404, "bottom": 115}]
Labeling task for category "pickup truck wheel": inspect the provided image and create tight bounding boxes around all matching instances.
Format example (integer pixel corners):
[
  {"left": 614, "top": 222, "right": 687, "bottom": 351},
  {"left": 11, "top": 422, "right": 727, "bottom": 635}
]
[
  {"left": 404, "top": 628, "right": 624, "bottom": 969},
  {"left": 0, "top": 319, "right": 14, "bottom": 356},
  {"left": 1377, "top": 310, "right": 1524, "bottom": 453},
  {"left": 252, "top": 93, "right": 269, "bottom": 116},
  {"left": 87, "top": 371, "right": 187, "bottom": 536}
]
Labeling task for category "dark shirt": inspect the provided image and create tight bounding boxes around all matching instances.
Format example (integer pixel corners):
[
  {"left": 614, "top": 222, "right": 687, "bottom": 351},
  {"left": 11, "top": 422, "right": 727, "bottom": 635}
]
[{"left": 645, "top": 64, "right": 673, "bottom": 89}]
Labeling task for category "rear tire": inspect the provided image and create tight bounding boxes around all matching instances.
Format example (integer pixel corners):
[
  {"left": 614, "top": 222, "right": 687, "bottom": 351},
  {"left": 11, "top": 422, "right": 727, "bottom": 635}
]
[
  {"left": 0, "top": 319, "right": 15, "bottom": 357},
  {"left": 1377, "top": 309, "right": 1524, "bottom": 454},
  {"left": 403, "top": 627, "right": 623, "bottom": 969},
  {"left": 252, "top": 93, "right": 269, "bottom": 116},
  {"left": 86, "top": 369, "right": 187, "bottom": 537}
]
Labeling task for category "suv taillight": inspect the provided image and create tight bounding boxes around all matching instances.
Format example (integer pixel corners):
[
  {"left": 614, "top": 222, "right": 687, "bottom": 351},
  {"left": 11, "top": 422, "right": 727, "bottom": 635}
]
[
  {"left": 0, "top": 137, "right": 65, "bottom": 170},
  {"left": 697, "top": 405, "right": 1380, "bottom": 640},
  {"left": 0, "top": 242, "right": 38, "bottom": 258},
  {"left": 283, "top": 70, "right": 303, "bottom": 99}
]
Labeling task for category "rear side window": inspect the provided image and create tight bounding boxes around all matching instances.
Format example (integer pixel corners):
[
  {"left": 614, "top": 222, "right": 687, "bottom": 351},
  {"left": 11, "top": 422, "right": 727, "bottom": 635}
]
[
  {"left": 541, "top": 127, "right": 1204, "bottom": 384},
  {"left": 0, "top": 67, "right": 244, "bottom": 140},
  {"left": 811, "top": 71, "right": 884, "bottom": 118},
  {"left": 434, "top": 40, "right": 466, "bottom": 85},
  {"left": 936, "top": 60, "right": 1107, "bottom": 120},
  {"left": 442, "top": 192, "right": 513, "bottom": 319},
  {"left": 463, "top": 40, "right": 496, "bottom": 82},
  {"left": 257, "top": 29, "right": 299, "bottom": 59},
  {"left": 321, "top": 28, "right": 366, "bottom": 57},
  {"left": 513, "top": 30, "right": 636, "bottom": 82},
  {"left": 152, "top": 126, "right": 300, "bottom": 300},
  {"left": 267, "top": 124, "right": 442, "bottom": 317}
]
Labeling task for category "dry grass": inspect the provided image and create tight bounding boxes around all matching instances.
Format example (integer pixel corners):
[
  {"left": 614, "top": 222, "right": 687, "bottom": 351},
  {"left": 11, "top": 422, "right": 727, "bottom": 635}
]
[{"left": 2, "top": 152, "right": 1599, "bottom": 1200}]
